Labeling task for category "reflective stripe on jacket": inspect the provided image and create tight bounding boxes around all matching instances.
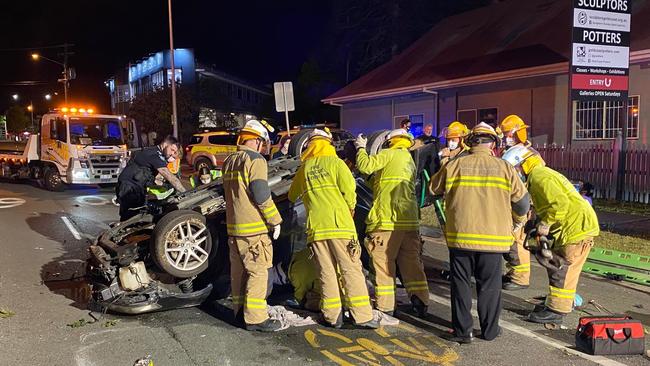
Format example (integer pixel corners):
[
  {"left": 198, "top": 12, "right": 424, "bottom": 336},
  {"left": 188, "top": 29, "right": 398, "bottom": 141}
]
[
  {"left": 430, "top": 146, "right": 528, "bottom": 253},
  {"left": 288, "top": 155, "right": 357, "bottom": 242},
  {"left": 356, "top": 147, "right": 419, "bottom": 232},
  {"left": 223, "top": 146, "right": 282, "bottom": 237},
  {"left": 527, "top": 165, "right": 599, "bottom": 246}
]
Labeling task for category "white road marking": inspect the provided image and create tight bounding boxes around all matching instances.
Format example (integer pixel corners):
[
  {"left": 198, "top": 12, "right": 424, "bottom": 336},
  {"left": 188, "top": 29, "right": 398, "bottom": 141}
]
[
  {"left": 0, "top": 197, "right": 26, "bottom": 209},
  {"left": 61, "top": 216, "right": 83, "bottom": 240},
  {"left": 428, "top": 293, "right": 627, "bottom": 366},
  {"left": 75, "top": 195, "right": 111, "bottom": 206}
]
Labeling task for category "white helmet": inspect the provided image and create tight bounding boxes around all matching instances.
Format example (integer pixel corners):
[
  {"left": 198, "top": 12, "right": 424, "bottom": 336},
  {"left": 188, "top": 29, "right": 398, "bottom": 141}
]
[
  {"left": 307, "top": 128, "right": 333, "bottom": 143},
  {"left": 240, "top": 120, "right": 272, "bottom": 143},
  {"left": 502, "top": 144, "right": 545, "bottom": 174},
  {"left": 387, "top": 128, "right": 414, "bottom": 146}
]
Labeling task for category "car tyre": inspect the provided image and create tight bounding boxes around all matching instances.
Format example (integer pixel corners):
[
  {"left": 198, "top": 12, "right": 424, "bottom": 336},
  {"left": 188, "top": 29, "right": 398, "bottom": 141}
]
[
  {"left": 194, "top": 157, "right": 214, "bottom": 172},
  {"left": 366, "top": 130, "right": 390, "bottom": 156},
  {"left": 151, "top": 210, "right": 213, "bottom": 278},
  {"left": 287, "top": 128, "right": 315, "bottom": 157},
  {"left": 43, "top": 166, "right": 66, "bottom": 191}
]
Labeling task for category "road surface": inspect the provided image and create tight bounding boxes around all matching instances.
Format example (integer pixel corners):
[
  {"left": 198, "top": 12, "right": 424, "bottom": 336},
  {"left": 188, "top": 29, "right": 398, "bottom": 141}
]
[{"left": 0, "top": 181, "right": 648, "bottom": 365}]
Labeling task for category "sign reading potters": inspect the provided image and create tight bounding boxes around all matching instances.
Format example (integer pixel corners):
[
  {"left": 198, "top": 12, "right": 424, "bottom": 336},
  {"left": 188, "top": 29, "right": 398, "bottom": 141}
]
[{"left": 571, "top": 0, "right": 632, "bottom": 101}]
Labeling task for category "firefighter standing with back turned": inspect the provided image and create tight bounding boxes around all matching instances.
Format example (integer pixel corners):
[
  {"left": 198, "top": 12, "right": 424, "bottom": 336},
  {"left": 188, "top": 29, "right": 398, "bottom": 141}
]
[
  {"left": 222, "top": 120, "right": 283, "bottom": 332},
  {"left": 499, "top": 114, "right": 533, "bottom": 291},
  {"left": 430, "top": 122, "right": 530, "bottom": 343},
  {"left": 288, "top": 128, "right": 378, "bottom": 329},
  {"left": 354, "top": 128, "right": 429, "bottom": 317},
  {"left": 502, "top": 145, "right": 599, "bottom": 324}
]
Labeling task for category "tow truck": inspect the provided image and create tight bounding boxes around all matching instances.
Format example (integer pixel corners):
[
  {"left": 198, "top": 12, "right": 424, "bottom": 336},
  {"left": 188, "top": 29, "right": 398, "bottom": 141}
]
[{"left": 0, "top": 106, "right": 129, "bottom": 191}]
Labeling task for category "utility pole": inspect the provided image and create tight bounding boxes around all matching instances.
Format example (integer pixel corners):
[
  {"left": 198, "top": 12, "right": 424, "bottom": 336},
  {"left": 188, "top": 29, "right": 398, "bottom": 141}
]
[
  {"left": 168, "top": 0, "right": 179, "bottom": 139},
  {"left": 58, "top": 43, "right": 74, "bottom": 104}
]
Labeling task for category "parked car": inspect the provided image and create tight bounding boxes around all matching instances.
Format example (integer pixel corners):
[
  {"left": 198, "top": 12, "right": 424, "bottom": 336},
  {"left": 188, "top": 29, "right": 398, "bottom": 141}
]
[
  {"left": 185, "top": 130, "right": 238, "bottom": 171},
  {"left": 88, "top": 128, "right": 440, "bottom": 314}
]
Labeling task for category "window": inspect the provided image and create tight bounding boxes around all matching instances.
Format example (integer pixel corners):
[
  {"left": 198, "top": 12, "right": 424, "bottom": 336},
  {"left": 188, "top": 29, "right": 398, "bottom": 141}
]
[
  {"left": 189, "top": 136, "right": 203, "bottom": 145},
  {"left": 208, "top": 134, "right": 238, "bottom": 145},
  {"left": 573, "top": 96, "right": 640, "bottom": 139},
  {"left": 408, "top": 114, "right": 424, "bottom": 136},
  {"left": 52, "top": 118, "right": 67, "bottom": 142},
  {"left": 457, "top": 109, "right": 477, "bottom": 126},
  {"left": 166, "top": 69, "right": 182, "bottom": 86},
  {"left": 478, "top": 108, "right": 498, "bottom": 128}
]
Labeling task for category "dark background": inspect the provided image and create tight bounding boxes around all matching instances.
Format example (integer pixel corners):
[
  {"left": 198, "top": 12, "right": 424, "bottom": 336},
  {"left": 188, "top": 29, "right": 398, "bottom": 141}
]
[{"left": 0, "top": 0, "right": 490, "bottom": 120}]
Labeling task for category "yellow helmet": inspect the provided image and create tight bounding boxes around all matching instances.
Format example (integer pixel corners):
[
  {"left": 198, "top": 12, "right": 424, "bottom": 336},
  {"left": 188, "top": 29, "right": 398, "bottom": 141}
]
[
  {"left": 445, "top": 121, "right": 469, "bottom": 139},
  {"left": 307, "top": 127, "right": 333, "bottom": 144},
  {"left": 500, "top": 115, "right": 529, "bottom": 143}
]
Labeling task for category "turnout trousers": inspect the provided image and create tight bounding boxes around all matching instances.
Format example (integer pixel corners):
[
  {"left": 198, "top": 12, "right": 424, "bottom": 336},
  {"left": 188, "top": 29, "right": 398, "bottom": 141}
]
[
  {"left": 310, "top": 239, "right": 373, "bottom": 325},
  {"left": 449, "top": 249, "right": 502, "bottom": 340},
  {"left": 365, "top": 230, "right": 429, "bottom": 312},
  {"left": 229, "top": 234, "right": 273, "bottom": 325},
  {"left": 504, "top": 227, "right": 530, "bottom": 285},
  {"left": 544, "top": 237, "right": 594, "bottom": 314}
]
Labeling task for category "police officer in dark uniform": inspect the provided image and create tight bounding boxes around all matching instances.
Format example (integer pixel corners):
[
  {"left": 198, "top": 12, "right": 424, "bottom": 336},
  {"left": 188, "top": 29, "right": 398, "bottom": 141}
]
[{"left": 116, "top": 135, "right": 187, "bottom": 221}]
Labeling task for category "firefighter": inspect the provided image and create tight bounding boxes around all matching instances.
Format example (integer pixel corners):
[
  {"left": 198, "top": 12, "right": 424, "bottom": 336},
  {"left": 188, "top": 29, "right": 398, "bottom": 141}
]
[
  {"left": 288, "top": 128, "right": 378, "bottom": 329},
  {"left": 499, "top": 115, "right": 533, "bottom": 290},
  {"left": 430, "top": 122, "right": 530, "bottom": 343},
  {"left": 438, "top": 121, "right": 469, "bottom": 165},
  {"left": 502, "top": 145, "right": 599, "bottom": 324},
  {"left": 116, "top": 135, "right": 186, "bottom": 221},
  {"left": 222, "top": 120, "right": 283, "bottom": 332},
  {"left": 354, "top": 128, "right": 429, "bottom": 317}
]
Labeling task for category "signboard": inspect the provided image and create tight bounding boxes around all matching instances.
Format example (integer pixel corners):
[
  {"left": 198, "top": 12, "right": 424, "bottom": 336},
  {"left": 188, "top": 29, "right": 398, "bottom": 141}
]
[
  {"left": 571, "top": 0, "right": 632, "bottom": 101},
  {"left": 273, "top": 82, "right": 295, "bottom": 112}
]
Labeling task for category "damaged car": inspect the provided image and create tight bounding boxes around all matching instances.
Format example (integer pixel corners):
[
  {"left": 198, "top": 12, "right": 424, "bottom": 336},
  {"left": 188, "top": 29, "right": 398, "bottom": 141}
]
[{"left": 87, "top": 128, "right": 440, "bottom": 314}]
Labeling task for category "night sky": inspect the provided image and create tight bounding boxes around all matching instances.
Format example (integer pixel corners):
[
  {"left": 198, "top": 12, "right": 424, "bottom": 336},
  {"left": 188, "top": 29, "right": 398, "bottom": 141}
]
[{"left": 0, "top": 0, "right": 331, "bottom": 113}]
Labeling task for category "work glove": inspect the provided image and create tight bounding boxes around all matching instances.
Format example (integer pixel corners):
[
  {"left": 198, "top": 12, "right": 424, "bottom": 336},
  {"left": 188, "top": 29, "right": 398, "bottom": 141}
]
[
  {"left": 272, "top": 224, "right": 281, "bottom": 240},
  {"left": 354, "top": 134, "right": 367, "bottom": 150},
  {"left": 512, "top": 221, "right": 525, "bottom": 233},
  {"left": 536, "top": 222, "right": 550, "bottom": 236}
]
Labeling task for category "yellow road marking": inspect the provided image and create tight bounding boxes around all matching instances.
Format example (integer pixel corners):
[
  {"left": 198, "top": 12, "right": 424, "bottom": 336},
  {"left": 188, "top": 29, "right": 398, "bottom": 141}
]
[
  {"left": 357, "top": 338, "right": 390, "bottom": 356},
  {"left": 321, "top": 350, "right": 355, "bottom": 366},
  {"left": 304, "top": 329, "right": 320, "bottom": 348},
  {"left": 318, "top": 328, "right": 354, "bottom": 344}
]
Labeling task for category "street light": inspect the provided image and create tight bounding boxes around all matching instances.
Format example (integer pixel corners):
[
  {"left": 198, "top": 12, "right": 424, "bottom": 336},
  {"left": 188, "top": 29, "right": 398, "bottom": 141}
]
[
  {"left": 44, "top": 94, "right": 52, "bottom": 101},
  {"left": 31, "top": 52, "right": 69, "bottom": 103},
  {"left": 12, "top": 94, "right": 19, "bottom": 101}
]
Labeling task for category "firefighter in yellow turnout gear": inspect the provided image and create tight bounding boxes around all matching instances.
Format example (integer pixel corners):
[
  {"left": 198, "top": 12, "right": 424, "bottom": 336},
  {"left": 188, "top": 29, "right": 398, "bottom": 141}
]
[
  {"left": 439, "top": 121, "right": 470, "bottom": 165},
  {"left": 499, "top": 115, "right": 533, "bottom": 290},
  {"left": 502, "top": 145, "right": 599, "bottom": 324},
  {"left": 354, "top": 128, "right": 429, "bottom": 317},
  {"left": 222, "top": 120, "right": 283, "bottom": 332},
  {"left": 288, "top": 128, "right": 378, "bottom": 329}
]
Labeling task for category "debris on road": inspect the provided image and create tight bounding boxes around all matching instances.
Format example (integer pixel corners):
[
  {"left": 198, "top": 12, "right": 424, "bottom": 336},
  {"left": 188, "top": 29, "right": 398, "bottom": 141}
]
[
  {"left": 0, "top": 308, "right": 15, "bottom": 319},
  {"left": 102, "top": 319, "right": 120, "bottom": 328},
  {"left": 67, "top": 319, "right": 91, "bottom": 328},
  {"left": 133, "top": 355, "right": 153, "bottom": 366}
]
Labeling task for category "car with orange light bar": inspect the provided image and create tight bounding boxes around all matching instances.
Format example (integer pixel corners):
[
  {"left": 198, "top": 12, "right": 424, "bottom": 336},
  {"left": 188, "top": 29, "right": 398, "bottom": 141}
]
[{"left": 0, "top": 106, "right": 129, "bottom": 191}]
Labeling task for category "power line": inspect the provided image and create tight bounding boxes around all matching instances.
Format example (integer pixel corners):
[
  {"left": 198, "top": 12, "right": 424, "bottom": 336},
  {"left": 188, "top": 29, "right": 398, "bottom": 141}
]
[{"left": 0, "top": 43, "right": 75, "bottom": 52}]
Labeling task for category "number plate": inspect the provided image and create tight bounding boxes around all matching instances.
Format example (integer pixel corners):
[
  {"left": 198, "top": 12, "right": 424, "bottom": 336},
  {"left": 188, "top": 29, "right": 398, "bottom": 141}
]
[{"left": 101, "top": 175, "right": 111, "bottom": 180}]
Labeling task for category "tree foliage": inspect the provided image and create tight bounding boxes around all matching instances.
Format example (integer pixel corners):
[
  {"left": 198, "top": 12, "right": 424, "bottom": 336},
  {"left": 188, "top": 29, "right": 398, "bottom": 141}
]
[
  {"left": 128, "top": 86, "right": 200, "bottom": 143},
  {"left": 5, "top": 105, "right": 30, "bottom": 133}
]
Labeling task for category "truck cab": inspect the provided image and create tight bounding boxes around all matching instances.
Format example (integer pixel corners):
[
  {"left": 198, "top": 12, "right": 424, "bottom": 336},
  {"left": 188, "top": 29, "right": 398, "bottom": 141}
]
[
  {"left": 0, "top": 107, "right": 129, "bottom": 191},
  {"left": 40, "top": 108, "right": 129, "bottom": 189}
]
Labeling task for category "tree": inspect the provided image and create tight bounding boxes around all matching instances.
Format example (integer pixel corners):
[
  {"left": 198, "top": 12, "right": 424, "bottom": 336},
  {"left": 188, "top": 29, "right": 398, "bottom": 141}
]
[
  {"left": 128, "top": 86, "right": 200, "bottom": 144},
  {"left": 5, "top": 105, "right": 29, "bottom": 133}
]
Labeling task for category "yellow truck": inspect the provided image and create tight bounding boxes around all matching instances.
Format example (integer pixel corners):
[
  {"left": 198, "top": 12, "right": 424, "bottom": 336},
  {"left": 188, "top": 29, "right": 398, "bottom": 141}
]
[{"left": 0, "top": 107, "right": 129, "bottom": 191}]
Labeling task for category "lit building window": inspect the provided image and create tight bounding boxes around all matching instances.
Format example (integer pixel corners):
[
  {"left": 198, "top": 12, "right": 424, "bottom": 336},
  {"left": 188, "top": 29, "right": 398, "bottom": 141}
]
[{"left": 573, "top": 96, "right": 640, "bottom": 139}]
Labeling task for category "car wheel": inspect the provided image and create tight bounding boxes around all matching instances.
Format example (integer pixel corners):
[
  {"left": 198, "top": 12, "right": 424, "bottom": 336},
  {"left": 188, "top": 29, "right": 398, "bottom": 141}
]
[
  {"left": 366, "top": 130, "right": 390, "bottom": 155},
  {"left": 194, "top": 157, "right": 213, "bottom": 172},
  {"left": 43, "top": 166, "right": 65, "bottom": 191},
  {"left": 287, "top": 128, "right": 315, "bottom": 157},
  {"left": 151, "top": 210, "right": 212, "bottom": 278}
]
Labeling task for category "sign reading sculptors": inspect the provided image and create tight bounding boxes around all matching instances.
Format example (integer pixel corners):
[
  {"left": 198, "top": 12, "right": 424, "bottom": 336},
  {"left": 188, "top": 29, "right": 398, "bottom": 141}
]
[{"left": 571, "top": 0, "right": 632, "bottom": 101}]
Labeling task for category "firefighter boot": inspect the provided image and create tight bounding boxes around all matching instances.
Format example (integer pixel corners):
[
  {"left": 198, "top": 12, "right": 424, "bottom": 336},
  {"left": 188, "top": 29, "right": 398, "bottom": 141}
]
[
  {"left": 246, "top": 318, "right": 282, "bottom": 332},
  {"left": 527, "top": 307, "right": 565, "bottom": 324},
  {"left": 411, "top": 295, "right": 428, "bottom": 318},
  {"left": 356, "top": 319, "right": 380, "bottom": 329}
]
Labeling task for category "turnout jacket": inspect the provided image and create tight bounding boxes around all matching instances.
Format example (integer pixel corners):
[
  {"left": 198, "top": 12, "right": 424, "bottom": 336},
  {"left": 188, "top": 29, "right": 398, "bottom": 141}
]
[
  {"left": 527, "top": 165, "right": 599, "bottom": 246},
  {"left": 430, "top": 146, "right": 529, "bottom": 253},
  {"left": 222, "top": 146, "right": 282, "bottom": 237},
  {"left": 356, "top": 147, "right": 419, "bottom": 232}
]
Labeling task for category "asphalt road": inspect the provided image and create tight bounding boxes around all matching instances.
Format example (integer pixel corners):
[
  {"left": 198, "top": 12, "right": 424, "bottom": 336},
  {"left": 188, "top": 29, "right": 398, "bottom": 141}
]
[{"left": 0, "top": 180, "right": 649, "bottom": 366}]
